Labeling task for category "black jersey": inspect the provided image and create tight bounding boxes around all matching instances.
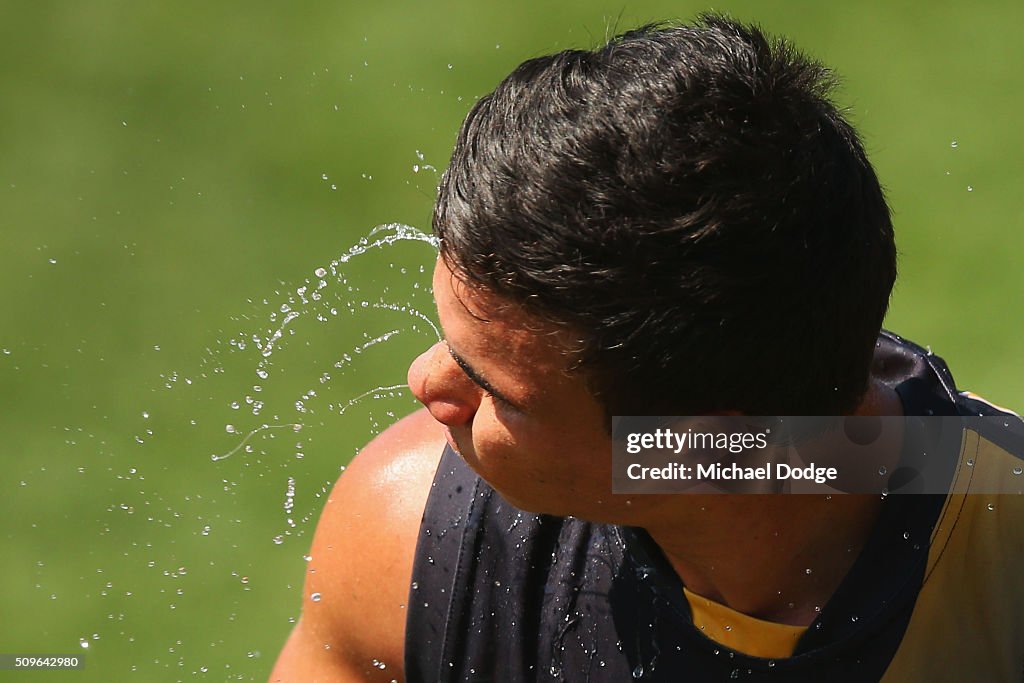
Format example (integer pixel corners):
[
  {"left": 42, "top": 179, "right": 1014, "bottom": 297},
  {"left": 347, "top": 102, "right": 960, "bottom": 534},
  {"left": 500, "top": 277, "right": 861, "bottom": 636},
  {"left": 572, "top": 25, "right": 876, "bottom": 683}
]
[{"left": 405, "top": 332, "right": 1024, "bottom": 681}]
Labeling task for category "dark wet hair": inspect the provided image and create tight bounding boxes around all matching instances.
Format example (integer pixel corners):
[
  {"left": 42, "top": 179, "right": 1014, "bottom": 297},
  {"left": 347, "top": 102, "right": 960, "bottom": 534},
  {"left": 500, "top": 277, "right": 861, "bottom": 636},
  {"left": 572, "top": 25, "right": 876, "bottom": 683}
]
[{"left": 434, "top": 14, "right": 896, "bottom": 417}]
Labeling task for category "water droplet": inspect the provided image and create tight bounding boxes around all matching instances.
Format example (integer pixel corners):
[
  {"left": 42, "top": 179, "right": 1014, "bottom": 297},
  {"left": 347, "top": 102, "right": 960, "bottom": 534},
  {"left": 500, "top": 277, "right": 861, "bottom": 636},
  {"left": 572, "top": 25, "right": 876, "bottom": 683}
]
[
  {"left": 142, "top": 411, "right": 149, "bottom": 419},
  {"left": 950, "top": 140, "right": 958, "bottom": 148},
  {"left": 1013, "top": 466, "right": 1023, "bottom": 476},
  {"left": 632, "top": 664, "right": 644, "bottom": 678},
  {"left": 225, "top": 424, "right": 236, "bottom": 434},
  {"left": 48, "top": 258, "right": 57, "bottom": 265},
  {"left": 987, "top": 503, "right": 995, "bottom": 511},
  {"left": 805, "top": 567, "right": 813, "bottom": 575},
  {"left": 310, "top": 592, "right": 322, "bottom": 602},
  {"left": 903, "top": 531, "right": 911, "bottom": 540},
  {"left": 79, "top": 638, "right": 90, "bottom": 649},
  {"left": 314, "top": 267, "right": 327, "bottom": 278},
  {"left": 966, "top": 458, "right": 975, "bottom": 467},
  {"left": 878, "top": 466, "right": 887, "bottom": 476},
  {"left": 967, "top": 185, "right": 974, "bottom": 192},
  {"left": 850, "top": 615, "right": 859, "bottom": 622}
]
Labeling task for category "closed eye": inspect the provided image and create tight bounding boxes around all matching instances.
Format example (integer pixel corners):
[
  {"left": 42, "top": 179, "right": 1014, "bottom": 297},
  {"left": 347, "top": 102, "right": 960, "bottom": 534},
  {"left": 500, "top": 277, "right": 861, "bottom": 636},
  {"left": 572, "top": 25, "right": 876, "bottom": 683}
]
[{"left": 444, "top": 340, "right": 521, "bottom": 410}]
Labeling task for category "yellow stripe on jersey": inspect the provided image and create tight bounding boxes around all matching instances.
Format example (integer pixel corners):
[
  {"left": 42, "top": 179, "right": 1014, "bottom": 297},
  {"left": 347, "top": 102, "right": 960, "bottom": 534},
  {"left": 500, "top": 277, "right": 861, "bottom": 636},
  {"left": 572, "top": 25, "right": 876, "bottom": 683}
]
[
  {"left": 882, "top": 431, "right": 1024, "bottom": 681},
  {"left": 683, "top": 587, "right": 807, "bottom": 659}
]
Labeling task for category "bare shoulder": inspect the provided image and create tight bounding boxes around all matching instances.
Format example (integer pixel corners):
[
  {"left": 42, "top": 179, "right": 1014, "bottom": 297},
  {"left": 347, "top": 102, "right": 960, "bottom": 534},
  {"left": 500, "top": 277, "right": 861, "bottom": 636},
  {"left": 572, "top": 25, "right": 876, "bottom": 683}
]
[{"left": 270, "top": 408, "right": 446, "bottom": 682}]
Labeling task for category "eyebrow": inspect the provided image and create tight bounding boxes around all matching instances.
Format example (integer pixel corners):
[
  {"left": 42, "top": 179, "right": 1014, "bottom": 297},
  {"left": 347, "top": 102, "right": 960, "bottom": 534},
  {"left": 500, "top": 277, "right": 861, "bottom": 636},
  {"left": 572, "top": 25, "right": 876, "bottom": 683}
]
[{"left": 445, "top": 342, "right": 520, "bottom": 409}]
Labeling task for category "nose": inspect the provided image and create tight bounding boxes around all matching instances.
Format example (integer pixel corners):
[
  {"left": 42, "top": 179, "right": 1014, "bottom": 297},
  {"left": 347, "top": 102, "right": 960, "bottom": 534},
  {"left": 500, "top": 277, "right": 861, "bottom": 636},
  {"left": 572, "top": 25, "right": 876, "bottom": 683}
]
[{"left": 407, "top": 341, "right": 480, "bottom": 427}]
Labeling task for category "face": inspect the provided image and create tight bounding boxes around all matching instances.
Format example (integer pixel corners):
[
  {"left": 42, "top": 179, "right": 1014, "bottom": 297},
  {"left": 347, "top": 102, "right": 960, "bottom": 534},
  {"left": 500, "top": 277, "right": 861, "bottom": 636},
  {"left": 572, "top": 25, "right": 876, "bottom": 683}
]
[{"left": 407, "top": 257, "right": 626, "bottom": 520}]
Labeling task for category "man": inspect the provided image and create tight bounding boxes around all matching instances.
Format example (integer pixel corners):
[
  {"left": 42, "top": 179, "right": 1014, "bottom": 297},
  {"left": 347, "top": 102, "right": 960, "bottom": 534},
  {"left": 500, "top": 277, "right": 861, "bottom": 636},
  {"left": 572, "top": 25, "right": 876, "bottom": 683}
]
[{"left": 271, "top": 15, "right": 1023, "bottom": 682}]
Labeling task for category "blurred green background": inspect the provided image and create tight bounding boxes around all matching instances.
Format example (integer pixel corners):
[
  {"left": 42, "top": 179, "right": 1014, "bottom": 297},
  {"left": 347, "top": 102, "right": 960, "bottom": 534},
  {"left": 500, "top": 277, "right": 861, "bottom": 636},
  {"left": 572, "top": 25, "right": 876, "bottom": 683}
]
[{"left": 1, "top": 1, "right": 1021, "bottom": 680}]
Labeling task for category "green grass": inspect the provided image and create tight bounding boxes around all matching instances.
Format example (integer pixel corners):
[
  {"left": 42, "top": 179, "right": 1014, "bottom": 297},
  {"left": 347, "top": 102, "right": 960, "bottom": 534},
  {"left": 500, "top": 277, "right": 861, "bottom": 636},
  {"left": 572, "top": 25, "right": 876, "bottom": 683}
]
[{"left": 1, "top": 1, "right": 1022, "bottom": 680}]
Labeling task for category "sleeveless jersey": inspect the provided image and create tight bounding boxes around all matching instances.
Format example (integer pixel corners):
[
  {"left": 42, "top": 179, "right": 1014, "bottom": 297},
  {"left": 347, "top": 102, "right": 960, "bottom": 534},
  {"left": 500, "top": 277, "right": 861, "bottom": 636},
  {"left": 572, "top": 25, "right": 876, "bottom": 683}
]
[{"left": 405, "top": 331, "right": 1024, "bottom": 681}]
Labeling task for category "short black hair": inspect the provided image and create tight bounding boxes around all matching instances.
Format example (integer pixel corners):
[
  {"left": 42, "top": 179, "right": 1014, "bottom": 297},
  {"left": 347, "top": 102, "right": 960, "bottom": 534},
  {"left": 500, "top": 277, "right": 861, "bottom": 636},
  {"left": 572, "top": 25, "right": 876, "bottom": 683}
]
[{"left": 434, "top": 14, "right": 896, "bottom": 418}]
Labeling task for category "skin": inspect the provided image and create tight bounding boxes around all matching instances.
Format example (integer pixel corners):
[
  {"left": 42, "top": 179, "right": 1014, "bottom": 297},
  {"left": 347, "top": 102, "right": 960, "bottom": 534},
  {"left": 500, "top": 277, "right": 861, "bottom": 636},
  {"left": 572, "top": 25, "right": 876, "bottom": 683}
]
[{"left": 270, "top": 256, "right": 904, "bottom": 681}]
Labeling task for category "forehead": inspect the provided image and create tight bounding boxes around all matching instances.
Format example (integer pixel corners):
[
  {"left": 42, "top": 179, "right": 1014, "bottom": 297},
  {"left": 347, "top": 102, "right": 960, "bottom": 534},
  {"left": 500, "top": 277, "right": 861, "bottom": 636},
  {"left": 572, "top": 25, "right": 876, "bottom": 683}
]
[{"left": 432, "top": 258, "right": 579, "bottom": 386}]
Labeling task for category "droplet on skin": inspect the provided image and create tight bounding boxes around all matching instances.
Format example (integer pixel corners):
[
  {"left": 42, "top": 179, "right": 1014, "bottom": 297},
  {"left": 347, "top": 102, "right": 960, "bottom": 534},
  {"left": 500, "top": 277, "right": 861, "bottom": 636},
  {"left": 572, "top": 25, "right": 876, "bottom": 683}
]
[{"left": 310, "top": 592, "right": 322, "bottom": 602}]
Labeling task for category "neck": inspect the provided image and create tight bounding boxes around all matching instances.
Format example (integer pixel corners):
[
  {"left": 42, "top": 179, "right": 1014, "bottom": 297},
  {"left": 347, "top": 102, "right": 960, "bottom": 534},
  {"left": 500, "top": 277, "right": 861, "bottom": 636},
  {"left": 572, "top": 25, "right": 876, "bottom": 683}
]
[
  {"left": 647, "top": 493, "right": 883, "bottom": 625},
  {"left": 643, "top": 380, "right": 903, "bottom": 626}
]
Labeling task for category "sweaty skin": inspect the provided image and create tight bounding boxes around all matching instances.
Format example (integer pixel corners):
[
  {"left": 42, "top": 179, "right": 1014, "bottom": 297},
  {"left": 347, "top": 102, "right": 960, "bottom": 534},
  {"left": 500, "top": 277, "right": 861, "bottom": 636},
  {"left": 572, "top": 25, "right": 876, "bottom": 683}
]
[
  {"left": 270, "top": 258, "right": 902, "bottom": 680},
  {"left": 269, "top": 408, "right": 444, "bottom": 681}
]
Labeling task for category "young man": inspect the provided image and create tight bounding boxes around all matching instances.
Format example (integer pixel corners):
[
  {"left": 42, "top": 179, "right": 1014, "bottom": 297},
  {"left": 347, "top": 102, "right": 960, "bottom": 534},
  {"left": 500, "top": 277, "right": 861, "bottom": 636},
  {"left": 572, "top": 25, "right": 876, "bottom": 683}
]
[{"left": 271, "top": 16, "right": 1023, "bottom": 682}]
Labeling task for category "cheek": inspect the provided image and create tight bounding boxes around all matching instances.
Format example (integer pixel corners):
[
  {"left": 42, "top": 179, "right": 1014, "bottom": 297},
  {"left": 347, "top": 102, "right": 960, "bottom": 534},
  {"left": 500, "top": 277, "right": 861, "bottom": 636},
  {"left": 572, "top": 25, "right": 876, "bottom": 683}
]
[
  {"left": 463, "top": 404, "right": 520, "bottom": 460},
  {"left": 468, "top": 406, "right": 609, "bottom": 484},
  {"left": 449, "top": 408, "right": 534, "bottom": 493}
]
